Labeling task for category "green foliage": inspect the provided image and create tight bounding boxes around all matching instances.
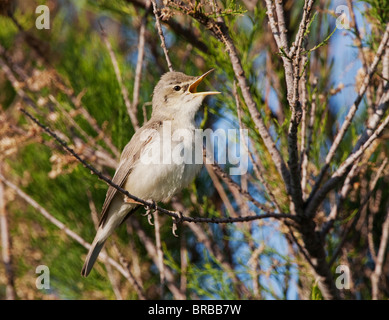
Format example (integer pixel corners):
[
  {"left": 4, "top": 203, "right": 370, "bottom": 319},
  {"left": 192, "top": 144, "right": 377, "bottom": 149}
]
[
  {"left": 1, "top": 0, "right": 387, "bottom": 301},
  {"left": 363, "top": 0, "right": 389, "bottom": 27},
  {"left": 310, "top": 282, "right": 324, "bottom": 300}
]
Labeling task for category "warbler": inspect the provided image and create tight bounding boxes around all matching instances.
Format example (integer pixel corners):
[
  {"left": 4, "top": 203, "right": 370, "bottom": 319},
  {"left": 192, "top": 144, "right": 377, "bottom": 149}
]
[{"left": 81, "top": 69, "right": 220, "bottom": 276}]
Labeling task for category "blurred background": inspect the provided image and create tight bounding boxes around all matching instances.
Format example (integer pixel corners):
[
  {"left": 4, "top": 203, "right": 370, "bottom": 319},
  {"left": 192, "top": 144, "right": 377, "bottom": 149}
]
[{"left": 0, "top": 0, "right": 388, "bottom": 300}]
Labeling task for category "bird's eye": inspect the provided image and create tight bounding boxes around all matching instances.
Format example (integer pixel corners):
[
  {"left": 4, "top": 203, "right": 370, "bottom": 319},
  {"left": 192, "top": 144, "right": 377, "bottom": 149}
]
[{"left": 173, "top": 85, "right": 181, "bottom": 91}]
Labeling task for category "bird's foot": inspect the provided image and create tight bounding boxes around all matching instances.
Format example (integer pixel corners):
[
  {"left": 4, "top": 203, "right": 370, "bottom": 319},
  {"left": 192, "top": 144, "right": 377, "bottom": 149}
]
[{"left": 145, "top": 199, "right": 157, "bottom": 211}]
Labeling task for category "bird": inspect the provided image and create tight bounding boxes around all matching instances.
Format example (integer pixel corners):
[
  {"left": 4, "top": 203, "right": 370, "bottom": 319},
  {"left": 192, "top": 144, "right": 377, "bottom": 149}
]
[{"left": 81, "top": 69, "right": 220, "bottom": 276}]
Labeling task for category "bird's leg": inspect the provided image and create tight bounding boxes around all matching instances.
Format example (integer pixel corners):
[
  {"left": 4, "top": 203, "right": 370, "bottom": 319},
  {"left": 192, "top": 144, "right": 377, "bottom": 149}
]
[
  {"left": 145, "top": 199, "right": 157, "bottom": 211},
  {"left": 140, "top": 199, "right": 157, "bottom": 225},
  {"left": 171, "top": 211, "right": 183, "bottom": 238}
]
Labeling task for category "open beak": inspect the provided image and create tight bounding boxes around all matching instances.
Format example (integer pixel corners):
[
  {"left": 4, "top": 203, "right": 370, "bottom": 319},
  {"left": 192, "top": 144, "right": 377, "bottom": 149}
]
[{"left": 188, "top": 69, "right": 221, "bottom": 96}]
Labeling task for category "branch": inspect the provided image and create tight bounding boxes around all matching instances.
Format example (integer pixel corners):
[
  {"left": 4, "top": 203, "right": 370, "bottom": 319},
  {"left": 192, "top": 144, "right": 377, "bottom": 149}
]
[
  {"left": 322, "top": 158, "right": 387, "bottom": 237},
  {"left": 206, "top": 157, "right": 275, "bottom": 214},
  {"left": 129, "top": 218, "right": 185, "bottom": 299},
  {"left": 300, "top": 77, "right": 317, "bottom": 200},
  {"left": 125, "top": 0, "right": 208, "bottom": 53},
  {"left": 286, "top": 1, "right": 315, "bottom": 215},
  {"left": 289, "top": 0, "right": 315, "bottom": 59},
  {"left": 170, "top": 199, "right": 252, "bottom": 298},
  {"left": 274, "top": 0, "right": 289, "bottom": 54},
  {"left": 171, "top": 0, "right": 292, "bottom": 196},
  {"left": 153, "top": 210, "right": 165, "bottom": 297},
  {"left": 0, "top": 37, "right": 121, "bottom": 159},
  {"left": 306, "top": 102, "right": 389, "bottom": 216},
  {"left": 0, "top": 173, "right": 146, "bottom": 299},
  {"left": 264, "top": 0, "right": 294, "bottom": 103},
  {"left": 0, "top": 165, "right": 16, "bottom": 300},
  {"left": 354, "top": 83, "right": 389, "bottom": 152},
  {"left": 99, "top": 22, "right": 140, "bottom": 130},
  {"left": 234, "top": 82, "right": 282, "bottom": 212},
  {"left": 204, "top": 163, "right": 238, "bottom": 217},
  {"left": 346, "top": 0, "right": 368, "bottom": 73},
  {"left": 18, "top": 106, "right": 297, "bottom": 225},
  {"left": 151, "top": 0, "right": 174, "bottom": 71},
  {"left": 371, "top": 207, "right": 389, "bottom": 300},
  {"left": 308, "top": 23, "right": 389, "bottom": 203},
  {"left": 132, "top": 4, "right": 149, "bottom": 113}
]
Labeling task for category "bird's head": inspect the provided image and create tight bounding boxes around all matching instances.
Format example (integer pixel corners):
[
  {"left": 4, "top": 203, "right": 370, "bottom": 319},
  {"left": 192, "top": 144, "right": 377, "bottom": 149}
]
[{"left": 151, "top": 69, "right": 220, "bottom": 119}]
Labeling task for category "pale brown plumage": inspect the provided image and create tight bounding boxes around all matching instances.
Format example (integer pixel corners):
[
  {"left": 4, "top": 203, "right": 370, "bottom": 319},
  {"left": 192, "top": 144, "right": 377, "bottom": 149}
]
[
  {"left": 81, "top": 70, "right": 219, "bottom": 277},
  {"left": 98, "top": 119, "right": 166, "bottom": 226}
]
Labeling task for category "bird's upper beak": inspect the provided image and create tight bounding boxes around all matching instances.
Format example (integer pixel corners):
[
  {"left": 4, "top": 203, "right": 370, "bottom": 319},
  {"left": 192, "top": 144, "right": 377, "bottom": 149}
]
[{"left": 188, "top": 69, "right": 221, "bottom": 96}]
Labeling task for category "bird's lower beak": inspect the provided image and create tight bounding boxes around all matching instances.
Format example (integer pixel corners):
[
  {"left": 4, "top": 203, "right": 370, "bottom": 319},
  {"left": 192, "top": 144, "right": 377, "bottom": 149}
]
[{"left": 188, "top": 69, "right": 221, "bottom": 96}]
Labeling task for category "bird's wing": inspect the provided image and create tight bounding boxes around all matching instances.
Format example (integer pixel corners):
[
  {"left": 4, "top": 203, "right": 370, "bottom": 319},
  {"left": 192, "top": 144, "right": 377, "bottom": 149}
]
[{"left": 98, "top": 119, "right": 164, "bottom": 227}]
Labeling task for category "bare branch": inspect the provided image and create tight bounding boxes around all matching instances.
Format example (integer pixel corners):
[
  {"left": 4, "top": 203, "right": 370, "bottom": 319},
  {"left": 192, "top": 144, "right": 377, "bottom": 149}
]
[
  {"left": 274, "top": 0, "right": 289, "bottom": 53},
  {"left": 204, "top": 163, "right": 237, "bottom": 217},
  {"left": 99, "top": 22, "right": 140, "bottom": 130},
  {"left": 300, "top": 77, "right": 317, "bottom": 200},
  {"left": 371, "top": 207, "right": 389, "bottom": 299},
  {"left": 0, "top": 165, "right": 16, "bottom": 300},
  {"left": 18, "top": 106, "right": 296, "bottom": 225},
  {"left": 153, "top": 210, "right": 165, "bottom": 297},
  {"left": 130, "top": 218, "right": 185, "bottom": 299},
  {"left": 264, "top": 0, "right": 294, "bottom": 105},
  {"left": 170, "top": 0, "right": 292, "bottom": 196},
  {"left": 0, "top": 173, "right": 146, "bottom": 299},
  {"left": 151, "top": 0, "right": 174, "bottom": 72},
  {"left": 234, "top": 82, "right": 282, "bottom": 212},
  {"left": 132, "top": 5, "right": 149, "bottom": 115},
  {"left": 306, "top": 104, "right": 389, "bottom": 216},
  {"left": 323, "top": 158, "right": 387, "bottom": 237},
  {"left": 308, "top": 23, "right": 389, "bottom": 202},
  {"left": 346, "top": 0, "right": 368, "bottom": 73}
]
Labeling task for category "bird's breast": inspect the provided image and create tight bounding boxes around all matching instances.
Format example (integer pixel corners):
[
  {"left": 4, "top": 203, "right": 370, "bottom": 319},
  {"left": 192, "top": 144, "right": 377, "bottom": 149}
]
[{"left": 124, "top": 125, "right": 202, "bottom": 202}]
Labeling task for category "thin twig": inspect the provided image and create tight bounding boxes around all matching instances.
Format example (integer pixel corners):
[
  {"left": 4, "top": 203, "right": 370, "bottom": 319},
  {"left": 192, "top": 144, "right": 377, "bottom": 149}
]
[
  {"left": 173, "top": 0, "right": 292, "bottom": 195},
  {"left": 0, "top": 41, "right": 121, "bottom": 160},
  {"left": 99, "top": 22, "right": 140, "bottom": 130},
  {"left": 354, "top": 83, "right": 389, "bottom": 152},
  {"left": 289, "top": 0, "right": 315, "bottom": 59},
  {"left": 204, "top": 163, "right": 237, "bottom": 217},
  {"left": 308, "top": 23, "right": 389, "bottom": 203},
  {"left": 323, "top": 158, "right": 387, "bottom": 237},
  {"left": 299, "top": 56, "right": 308, "bottom": 173},
  {"left": 306, "top": 105, "right": 389, "bottom": 216},
  {"left": 274, "top": 0, "right": 289, "bottom": 54},
  {"left": 151, "top": 0, "right": 174, "bottom": 72},
  {"left": 170, "top": 199, "right": 251, "bottom": 298},
  {"left": 153, "top": 211, "right": 165, "bottom": 297},
  {"left": 206, "top": 158, "right": 277, "bottom": 214},
  {"left": 264, "top": 0, "right": 294, "bottom": 105},
  {"left": 0, "top": 174, "right": 146, "bottom": 299},
  {"left": 346, "top": 0, "right": 368, "bottom": 73},
  {"left": 234, "top": 82, "right": 282, "bottom": 212},
  {"left": 18, "top": 107, "right": 296, "bottom": 225},
  {"left": 320, "top": 161, "right": 361, "bottom": 237},
  {"left": 132, "top": 2, "right": 150, "bottom": 113},
  {"left": 300, "top": 77, "right": 317, "bottom": 200},
  {"left": 179, "top": 228, "right": 187, "bottom": 295},
  {"left": 125, "top": 0, "right": 209, "bottom": 53},
  {"left": 371, "top": 207, "right": 389, "bottom": 300},
  {"left": 0, "top": 165, "right": 16, "bottom": 300},
  {"left": 130, "top": 218, "right": 185, "bottom": 299}
]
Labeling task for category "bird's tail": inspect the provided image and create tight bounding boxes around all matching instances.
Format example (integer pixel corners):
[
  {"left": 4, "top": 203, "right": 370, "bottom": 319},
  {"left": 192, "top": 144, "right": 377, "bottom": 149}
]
[
  {"left": 81, "top": 236, "right": 106, "bottom": 277},
  {"left": 81, "top": 203, "right": 139, "bottom": 277}
]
